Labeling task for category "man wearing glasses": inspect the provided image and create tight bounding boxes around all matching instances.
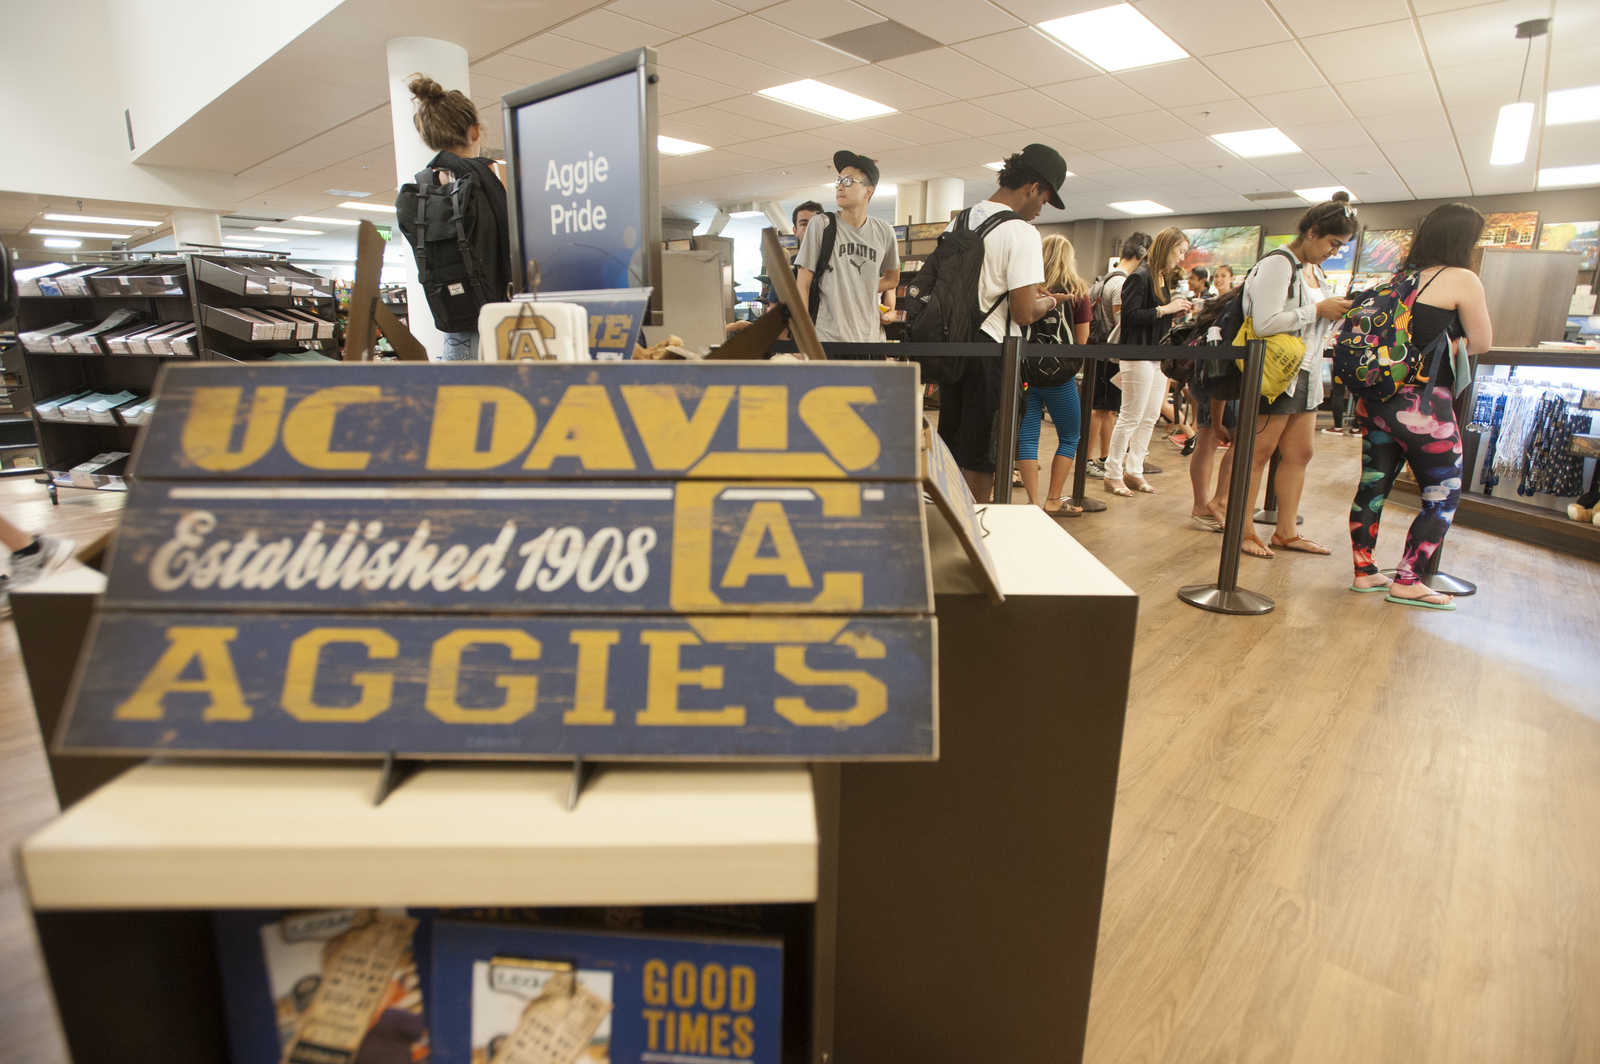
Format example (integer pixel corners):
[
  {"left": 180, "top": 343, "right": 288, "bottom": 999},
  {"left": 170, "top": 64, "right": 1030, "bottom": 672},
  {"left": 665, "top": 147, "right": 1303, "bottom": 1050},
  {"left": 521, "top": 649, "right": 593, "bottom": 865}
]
[{"left": 795, "top": 151, "right": 900, "bottom": 356}]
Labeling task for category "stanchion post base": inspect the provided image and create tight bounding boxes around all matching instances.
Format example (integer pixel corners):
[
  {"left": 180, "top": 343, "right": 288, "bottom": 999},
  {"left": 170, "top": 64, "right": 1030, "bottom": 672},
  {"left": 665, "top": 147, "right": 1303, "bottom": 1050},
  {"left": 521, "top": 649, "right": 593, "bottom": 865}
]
[
  {"left": 1253, "top": 509, "right": 1302, "bottom": 525},
  {"left": 1178, "top": 583, "right": 1275, "bottom": 615},
  {"left": 1069, "top": 496, "right": 1108, "bottom": 513},
  {"left": 1378, "top": 568, "right": 1477, "bottom": 596}
]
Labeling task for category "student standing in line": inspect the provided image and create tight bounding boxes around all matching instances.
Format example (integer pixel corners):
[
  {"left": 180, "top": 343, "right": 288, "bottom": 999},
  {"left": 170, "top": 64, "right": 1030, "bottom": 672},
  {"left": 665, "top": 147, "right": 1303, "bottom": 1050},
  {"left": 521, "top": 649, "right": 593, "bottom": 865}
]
[
  {"left": 1085, "top": 234, "right": 1150, "bottom": 479},
  {"left": 1104, "top": 227, "right": 1190, "bottom": 496},
  {"left": 1213, "top": 263, "right": 1236, "bottom": 295},
  {"left": 401, "top": 75, "right": 509, "bottom": 362},
  {"left": 1349, "top": 203, "right": 1491, "bottom": 610},
  {"left": 1210, "top": 200, "right": 1357, "bottom": 556},
  {"left": 795, "top": 152, "right": 900, "bottom": 356},
  {"left": 935, "top": 144, "right": 1072, "bottom": 502},
  {"left": 727, "top": 199, "right": 826, "bottom": 338},
  {"left": 1184, "top": 289, "right": 1241, "bottom": 530},
  {"left": 1016, "top": 234, "right": 1092, "bottom": 517}
]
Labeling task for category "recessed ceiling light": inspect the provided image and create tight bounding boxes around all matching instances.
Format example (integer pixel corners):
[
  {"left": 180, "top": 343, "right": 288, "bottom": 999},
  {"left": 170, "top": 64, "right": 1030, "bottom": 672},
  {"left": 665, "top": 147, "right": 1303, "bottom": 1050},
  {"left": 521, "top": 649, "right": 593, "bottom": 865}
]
[
  {"left": 658, "top": 135, "right": 712, "bottom": 156},
  {"left": 728, "top": 210, "right": 766, "bottom": 218},
  {"left": 325, "top": 189, "right": 372, "bottom": 197},
  {"left": 43, "top": 213, "right": 160, "bottom": 228},
  {"left": 1210, "top": 128, "right": 1302, "bottom": 158},
  {"left": 338, "top": 202, "right": 397, "bottom": 213},
  {"left": 1537, "top": 163, "right": 1600, "bottom": 188},
  {"left": 757, "top": 80, "right": 896, "bottom": 121},
  {"left": 255, "top": 226, "right": 322, "bottom": 235},
  {"left": 1037, "top": 5, "right": 1189, "bottom": 72},
  {"left": 292, "top": 216, "right": 358, "bottom": 225},
  {"left": 1293, "top": 186, "right": 1357, "bottom": 202},
  {"left": 30, "top": 227, "right": 131, "bottom": 239},
  {"left": 1490, "top": 102, "right": 1534, "bottom": 165},
  {"left": 42, "top": 238, "right": 82, "bottom": 248},
  {"left": 1546, "top": 84, "right": 1600, "bottom": 125},
  {"left": 1108, "top": 200, "right": 1173, "bottom": 215},
  {"left": 984, "top": 161, "right": 1005, "bottom": 170},
  {"left": 225, "top": 235, "right": 285, "bottom": 244}
]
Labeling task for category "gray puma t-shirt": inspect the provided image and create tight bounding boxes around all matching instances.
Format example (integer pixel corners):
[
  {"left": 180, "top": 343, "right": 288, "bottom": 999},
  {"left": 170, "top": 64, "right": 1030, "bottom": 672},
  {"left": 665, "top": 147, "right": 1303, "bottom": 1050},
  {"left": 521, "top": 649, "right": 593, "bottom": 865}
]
[{"left": 796, "top": 214, "right": 900, "bottom": 343}]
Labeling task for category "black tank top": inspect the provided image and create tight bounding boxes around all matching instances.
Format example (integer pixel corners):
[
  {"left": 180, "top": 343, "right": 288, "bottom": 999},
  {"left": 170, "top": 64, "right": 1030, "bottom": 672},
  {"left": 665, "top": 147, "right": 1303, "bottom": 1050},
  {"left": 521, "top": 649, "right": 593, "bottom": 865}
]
[{"left": 1410, "top": 302, "right": 1463, "bottom": 388}]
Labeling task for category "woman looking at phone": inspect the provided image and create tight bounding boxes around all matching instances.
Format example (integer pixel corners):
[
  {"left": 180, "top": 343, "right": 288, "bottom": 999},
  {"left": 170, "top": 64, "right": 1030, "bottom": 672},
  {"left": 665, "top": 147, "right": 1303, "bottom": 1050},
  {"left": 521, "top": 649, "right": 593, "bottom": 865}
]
[{"left": 1104, "top": 227, "right": 1191, "bottom": 496}]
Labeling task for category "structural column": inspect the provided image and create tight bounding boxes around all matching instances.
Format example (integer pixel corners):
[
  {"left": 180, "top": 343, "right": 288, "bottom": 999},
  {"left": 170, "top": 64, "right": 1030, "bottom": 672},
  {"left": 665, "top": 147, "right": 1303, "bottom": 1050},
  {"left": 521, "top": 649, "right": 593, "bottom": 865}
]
[
  {"left": 924, "top": 178, "right": 964, "bottom": 226},
  {"left": 385, "top": 37, "right": 469, "bottom": 360},
  {"left": 894, "top": 182, "right": 927, "bottom": 227},
  {"left": 168, "top": 210, "right": 221, "bottom": 249}
]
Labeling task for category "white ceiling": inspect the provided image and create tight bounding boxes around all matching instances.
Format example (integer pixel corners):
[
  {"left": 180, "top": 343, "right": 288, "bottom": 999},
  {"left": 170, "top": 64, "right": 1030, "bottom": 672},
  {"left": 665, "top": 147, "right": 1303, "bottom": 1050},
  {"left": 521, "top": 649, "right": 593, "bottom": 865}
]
[{"left": 6, "top": 0, "right": 1597, "bottom": 260}]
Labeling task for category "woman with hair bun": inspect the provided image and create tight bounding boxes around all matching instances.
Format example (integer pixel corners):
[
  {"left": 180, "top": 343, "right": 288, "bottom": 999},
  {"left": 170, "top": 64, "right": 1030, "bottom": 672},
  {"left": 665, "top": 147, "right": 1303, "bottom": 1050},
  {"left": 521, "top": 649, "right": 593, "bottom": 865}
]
[
  {"left": 1214, "top": 199, "right": 1356, "bottom": 556},
  {"left": 398, "top": 74, "right": 510, "bottom": 361}
]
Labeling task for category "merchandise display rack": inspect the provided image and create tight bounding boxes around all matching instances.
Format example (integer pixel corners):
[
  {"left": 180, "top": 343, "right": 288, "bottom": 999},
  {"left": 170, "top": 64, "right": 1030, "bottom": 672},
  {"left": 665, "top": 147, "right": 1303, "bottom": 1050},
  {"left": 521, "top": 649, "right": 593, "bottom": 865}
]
[
  {"left": 0, "top": 329, "right": 41, "bottom": 476},
  {"left": 11, "top": 249, "right": 337, "bottom": 502}
]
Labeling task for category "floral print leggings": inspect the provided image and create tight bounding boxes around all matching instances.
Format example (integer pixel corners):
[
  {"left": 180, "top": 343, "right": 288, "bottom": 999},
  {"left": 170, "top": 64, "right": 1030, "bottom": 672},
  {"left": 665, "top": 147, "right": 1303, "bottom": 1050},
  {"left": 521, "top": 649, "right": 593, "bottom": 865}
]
[{"left": 1349, "top": 385, "right": 1462, "bottom": 584}]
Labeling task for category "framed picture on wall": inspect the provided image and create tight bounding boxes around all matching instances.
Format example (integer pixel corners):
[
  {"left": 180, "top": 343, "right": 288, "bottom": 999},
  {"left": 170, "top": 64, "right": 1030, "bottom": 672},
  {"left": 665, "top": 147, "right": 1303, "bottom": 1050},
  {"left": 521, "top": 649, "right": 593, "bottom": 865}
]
[
  {"left": 1538, "top": 220, "right": 1598, "bottom": 270},
  {"left": 1355, "top": 229, "right": 1413, "bottom": 274},
  {"left": 1478, "top": 211, "right": 1540, "bottom": 249},
  {"left": 1181, "top": 226, "right": 1262, "bottom": 272}
]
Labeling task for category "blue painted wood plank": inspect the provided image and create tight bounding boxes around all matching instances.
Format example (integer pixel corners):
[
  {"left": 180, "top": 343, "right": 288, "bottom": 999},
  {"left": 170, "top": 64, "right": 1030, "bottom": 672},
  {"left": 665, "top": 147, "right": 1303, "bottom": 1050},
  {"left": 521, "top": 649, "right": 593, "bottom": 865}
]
[
  {"left": 58, "top": 612, "right": 937, "bottom": 759},
  {"left": 103, "top": 479, "right": 932, "bottom": 614},
  {"left": 132, "top": 362, "right": 921, "bottom": 481}
]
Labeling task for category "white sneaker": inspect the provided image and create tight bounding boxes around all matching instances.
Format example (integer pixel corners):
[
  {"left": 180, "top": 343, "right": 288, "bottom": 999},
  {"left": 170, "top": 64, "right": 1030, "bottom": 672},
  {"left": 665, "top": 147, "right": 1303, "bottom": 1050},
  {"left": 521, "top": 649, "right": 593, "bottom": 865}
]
[{"left": 9, "top": 535, "right": 76, "bottom": 590}]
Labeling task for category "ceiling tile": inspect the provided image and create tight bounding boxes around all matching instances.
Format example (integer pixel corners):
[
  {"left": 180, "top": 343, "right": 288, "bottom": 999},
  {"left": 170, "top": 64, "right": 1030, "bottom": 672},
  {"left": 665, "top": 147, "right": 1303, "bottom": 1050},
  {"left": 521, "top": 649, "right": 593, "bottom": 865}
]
[
  {"left": 722, "top": 92, "right": 842, "bottom": 130},
  {"left": 1134, "top": 0, "right": 1294, "bottom": 57},
  {"left": 969, "top": 89, "right": 1086, "bottom": 126},
  {"left": 721, "top": 138, "right": 828, "bottom": 166},
  {"left": 924, "top": 136, "right": 1023, "bottom": 164},
  {"left": 1432, "top": 57, "right": 1526, "bottom": 106},
  {"left": 658, "top": 117, "right": 750, "bottom": 149},
  {"left": 1419, "top": 0, "right": 1556, "bottom": 68},
  {"left": 1443, "top": 101, "right": 1503, "bottom": 136},
  {"left": 501, "top": 34, "right": 614, "bottom": 69},
  {"left": 1113, "top": 60, "right": 1238, "bottom": 107},
  {"left": 1097, "top": 144, "right": 1180, "bottom": 168},
  {"left": 550, "top": 9, "right": 676, "bottom": 49},
  {"left": 1149, "top": 136, "right": 1238, "bottom": 164},
  {"left": 606, "top": 0, "right": 742, "bottom": 33},
  {"left": 1040, "top": 76, "right": 1155, "bottom": 119},
  {"left": 1549, "top": 43, "right": 1600, "bottom": 92},
  {"left": 1540, "top": 124, "right": 1600, "bottom": 169},
  {"left": 855, "top": 109, "right": 974, "bottom": 143},
  {"left": 754, "top": 0, "right": 884, "bottom": 37},
  {"left": 951, "top": 27, "right": 1099, "bottom": 86},
  {"left": 1207, "top": 41, "right": 1329, "bottom": 97},
  {"left": 1303, "top": 21, "right": 1429, "bottom": 82},
  {"left": 1333, "top": 73, "right": 1442, "bottom": 119},
  {"left": 655, "top": 69, "right": 751, "bottom": 106},
  {"left": 1246, "top": 152, "right": 1321, "bottom": 177},
  {"left": 1179, "top": 97, "right": 1272, "bottom": 135},
  {"left": 697, "top": 16, "right": 866, "bottom": 77},
  {"left": 823, "top": 62, "right": 958, "bottom": 109},
  {"left": 855, "top": 0, "right": 1025, "bottom": 45},
  {"left": 654, "top": 38, "right": 795, "bottom": 92},
  {"left": 1250, "top": 85, "right": 1353, "bottom": 126},
  {"left": 1111, "top": 110, "right": 1199, "bottom": 143},
  {"left": 1274, "top": 0, "right": 1411, "bottom": 39},
  {"left": 1035, "top": 119, "right": 1136, "bottom": 152},
  {"left": 988, "top": 0, "right": 1114, "bottom": 21},
  {"left": 1304, "top": 142, "right": 1389, "bottom": 170},
  {"left": 889, "top": 143, "right": 986, "bottom": 170},
  {"left": 1359, "top": 107, "right": 1453, "bottom": 142},
  {"left": 880, "top": 47, "right": 1026, "bottom": 97},
  {"left": 801, "top": 120, "right": 917, "bottom": 154}
]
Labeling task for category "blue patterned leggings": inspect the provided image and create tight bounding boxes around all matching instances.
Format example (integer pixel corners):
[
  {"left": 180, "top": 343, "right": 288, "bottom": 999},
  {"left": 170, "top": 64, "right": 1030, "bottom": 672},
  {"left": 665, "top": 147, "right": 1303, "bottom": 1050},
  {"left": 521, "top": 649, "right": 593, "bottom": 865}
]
[
  {"left": 1349, "top": 386, "right": 1462, "bottom": 584},
  {"left": 1018, "top": 381, "right": 1081, "bottom": 461}
]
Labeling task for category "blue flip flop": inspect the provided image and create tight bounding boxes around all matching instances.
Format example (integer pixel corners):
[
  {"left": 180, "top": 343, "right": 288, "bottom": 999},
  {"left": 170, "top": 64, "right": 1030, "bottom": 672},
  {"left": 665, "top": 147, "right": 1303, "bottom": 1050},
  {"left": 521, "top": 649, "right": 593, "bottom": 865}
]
[
  {"left": 1385, "top": 591, "right": 1456, "bottom": 611},
  {"left": 1348, "top": 583, "right": 1390, "bottom": 594}
]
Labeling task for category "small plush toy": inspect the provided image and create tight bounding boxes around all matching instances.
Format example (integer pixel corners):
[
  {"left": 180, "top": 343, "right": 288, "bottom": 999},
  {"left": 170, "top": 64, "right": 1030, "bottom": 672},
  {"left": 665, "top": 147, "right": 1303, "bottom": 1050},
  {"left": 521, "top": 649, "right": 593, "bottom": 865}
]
[{"left": 1568, "top": 489, "right": 1600, "bottom": 523}]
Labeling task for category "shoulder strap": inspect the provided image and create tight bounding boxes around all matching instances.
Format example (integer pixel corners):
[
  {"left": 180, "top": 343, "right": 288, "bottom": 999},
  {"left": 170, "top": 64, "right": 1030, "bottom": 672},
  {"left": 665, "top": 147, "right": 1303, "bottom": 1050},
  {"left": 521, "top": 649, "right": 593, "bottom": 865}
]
[
  {"left": 808, "top": 212, "right": 839, "bottom": 323},
  {"left": 1414, "top": 266, "right": 1447, "bottom": 301},
  {"left": 973, "top": 209, "right": 1023, "bottom": 240}
]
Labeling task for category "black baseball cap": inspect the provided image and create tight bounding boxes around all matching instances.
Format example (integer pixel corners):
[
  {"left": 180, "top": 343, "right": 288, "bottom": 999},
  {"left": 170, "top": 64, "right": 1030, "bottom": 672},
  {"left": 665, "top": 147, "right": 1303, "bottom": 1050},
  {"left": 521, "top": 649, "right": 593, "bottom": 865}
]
[
  {"left": 1017, "top": 143, "right": 1067, "bottom": 209},
  {"left": 833, "top": 150, "right": 880, "bottom": 187}
]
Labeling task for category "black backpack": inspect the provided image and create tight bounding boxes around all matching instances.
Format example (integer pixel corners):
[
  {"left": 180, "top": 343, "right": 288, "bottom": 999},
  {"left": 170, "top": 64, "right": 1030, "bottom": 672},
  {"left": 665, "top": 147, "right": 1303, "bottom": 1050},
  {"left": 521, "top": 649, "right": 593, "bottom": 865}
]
[
  {"left": 1085, "top": 268, "right": 1126, "bottom": 345},
  {"left": 902, "top": 207, "right": 1023, "bottom": 383},
  {"left": 805, "top": 212, "right": 838, "bottom": 323},
  {"left": 1024, "top": 298, "right": 1081, "bottom": 387},
  {"left": 396, "top": 153, "right": 510, "bottom": 333}
]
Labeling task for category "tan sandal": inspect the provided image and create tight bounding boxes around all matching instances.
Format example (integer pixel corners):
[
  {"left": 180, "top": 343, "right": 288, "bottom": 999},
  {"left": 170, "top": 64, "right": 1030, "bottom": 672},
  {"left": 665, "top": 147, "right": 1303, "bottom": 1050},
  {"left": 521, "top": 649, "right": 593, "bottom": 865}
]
[
  {"left": 1045, "top": 498, "right": 1084, "bottom": 519},
  {"left": 1104, "top": 478, "right": 1134, "bottom": 497},
  {"left": 1241, "top": 533, "right": 1274, "bottom": 558},
  {"left": 1126, "top": 476, "right": 1157, "bottom": 493},
  {"left": 1271, "top": 533, "right": 1331, "bottom": 555}
]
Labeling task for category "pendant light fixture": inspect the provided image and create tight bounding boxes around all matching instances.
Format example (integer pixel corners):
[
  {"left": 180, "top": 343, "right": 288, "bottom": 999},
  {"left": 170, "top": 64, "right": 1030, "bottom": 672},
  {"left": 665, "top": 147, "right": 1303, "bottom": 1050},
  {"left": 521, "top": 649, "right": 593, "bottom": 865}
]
[{"left": 1491, "top": 19, "right": 1550, "bottom": 166}]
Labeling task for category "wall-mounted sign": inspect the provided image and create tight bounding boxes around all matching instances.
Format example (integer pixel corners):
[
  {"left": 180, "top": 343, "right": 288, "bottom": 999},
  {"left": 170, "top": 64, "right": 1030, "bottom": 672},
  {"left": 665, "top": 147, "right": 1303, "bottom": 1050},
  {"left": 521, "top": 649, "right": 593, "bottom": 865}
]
[{"left": 502, "top": 49, "right": 662, "bottom": 325}]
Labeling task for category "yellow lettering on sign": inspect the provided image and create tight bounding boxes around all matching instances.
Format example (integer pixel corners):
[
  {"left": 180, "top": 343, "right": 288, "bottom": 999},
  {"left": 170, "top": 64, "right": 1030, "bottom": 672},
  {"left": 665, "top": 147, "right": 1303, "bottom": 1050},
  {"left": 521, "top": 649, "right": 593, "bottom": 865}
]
[
  {"left": 642, "top": 1009, "right": 667, "bottom": 1050},
  {"left": 425, "top": 630, "right": 541, "bottom": 724},
  {"left": 730, "top": 966, "right": 757, "bottom": 1011},
  {"left": 720, "top": 502, "right": 812, "bottom": 589},
  {"left": 282, "top": 386, "right": 382, "bottom": 470},
  {"left": 798, "top": 386, "right": 881, "bottom": 471},
  {"left": 425, "top": 386, "right": 536, "bottom": 469},
  {"left": 772, "top": 634, "right": 888, "bottom": 728},
  {"left": 180, "top": 386, "right": 286, "bottom": 471},
  {"left": 642, "top": 960, "right": 670, "bottom": 1006},
  {"left": 601, "top": 314, "right": 632, "bottom": 347},
  {"left": 523, "top": 385, "right": 636, "bottom": 470},
  {"left": 115, "top": 626, "right": 252, "bottom": 721},
  {"left": 737, "top": 386, "right": 787, "bottom": 450},
  {"left": 564, "top": 630, "right": 619, "bottom": 725},
  {"left": 712, "top": 1015, "right": 732, "bottom": 1057},
  {"left": 280, "top": 628, "right": 397, "bottom": 723},
  {"left": 700, "top": 964, "right": 727, "bottom": 1010},
  {"left": 678, "top": 1013, "right": 709, "bottom": 1055},
  {"left": 732, "top": 1016, "right": 755, "bottom": 1057},
  {"left": 636, "top": 631, "right": 744, "bottom": 726},
  {"left": 620, "top": 385, "right": 734, "bottom": 470}
]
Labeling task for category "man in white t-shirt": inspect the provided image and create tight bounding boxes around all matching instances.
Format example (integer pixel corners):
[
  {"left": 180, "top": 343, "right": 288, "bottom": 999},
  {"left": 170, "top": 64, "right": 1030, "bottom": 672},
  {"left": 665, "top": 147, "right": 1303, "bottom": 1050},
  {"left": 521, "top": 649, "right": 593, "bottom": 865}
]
[
  {"left": 937, "top": 143, "right": 1072, "bottom": 501},
  {"left": 795, "top": 151, "right": 900, "bottom": 356}
]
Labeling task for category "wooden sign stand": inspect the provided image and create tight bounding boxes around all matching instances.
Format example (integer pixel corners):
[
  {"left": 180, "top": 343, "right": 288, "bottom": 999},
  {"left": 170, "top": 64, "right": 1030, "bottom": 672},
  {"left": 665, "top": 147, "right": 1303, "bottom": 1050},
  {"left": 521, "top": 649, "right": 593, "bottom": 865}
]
[
  {"left": 920, "top": 419, "right": 1004, "bottom": 604},
  {"left": 347, "top": 220, "right": 428, "bottom": 362},
  {"left": 709, "top": 228, "right": 826, "bottom": 361}
]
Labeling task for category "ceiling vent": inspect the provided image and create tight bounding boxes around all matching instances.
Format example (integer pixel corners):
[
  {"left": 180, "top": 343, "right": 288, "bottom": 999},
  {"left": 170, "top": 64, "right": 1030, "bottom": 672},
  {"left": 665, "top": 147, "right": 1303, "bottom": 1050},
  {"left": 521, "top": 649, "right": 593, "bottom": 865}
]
[
  {"left": 1243, "top": 190, "right": 1305, "bottom": 206},
  {"left": 821, "top": 20, "right": 942, "bottom": 62}
]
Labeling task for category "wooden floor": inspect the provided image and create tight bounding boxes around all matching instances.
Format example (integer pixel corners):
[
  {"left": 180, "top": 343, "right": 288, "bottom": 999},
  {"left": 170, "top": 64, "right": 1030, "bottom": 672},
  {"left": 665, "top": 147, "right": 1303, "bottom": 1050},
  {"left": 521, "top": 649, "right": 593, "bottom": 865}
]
[{"left": 2, "top": 417, "right": 1598, "bottom": 1064}]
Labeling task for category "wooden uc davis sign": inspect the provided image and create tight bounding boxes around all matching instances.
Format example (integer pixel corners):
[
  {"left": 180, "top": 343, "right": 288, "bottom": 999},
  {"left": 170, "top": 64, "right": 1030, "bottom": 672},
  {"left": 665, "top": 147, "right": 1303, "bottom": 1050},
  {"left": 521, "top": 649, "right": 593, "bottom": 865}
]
[{"left": 59, "top": 363, "right": 939, "bottom": 760}]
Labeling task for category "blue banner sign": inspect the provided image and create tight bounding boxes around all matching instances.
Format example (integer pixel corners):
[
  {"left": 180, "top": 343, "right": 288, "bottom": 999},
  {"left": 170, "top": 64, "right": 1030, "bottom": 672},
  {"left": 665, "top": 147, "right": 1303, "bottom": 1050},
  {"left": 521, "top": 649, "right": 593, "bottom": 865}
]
[
  {"left": 430, "top": 921, "right": 783, "bottom": 1064},
  {"left": 133, "top": 363, "right": 920, "bottom": 481},
  {"left": 103, "top": 479, "right": 932, "bottom": 614},
  {"left": 536, "top": 287, "right": 653, "bottom": 360},
  {"left": 59, "top": 612, "right": 936, "bottom": 758}
]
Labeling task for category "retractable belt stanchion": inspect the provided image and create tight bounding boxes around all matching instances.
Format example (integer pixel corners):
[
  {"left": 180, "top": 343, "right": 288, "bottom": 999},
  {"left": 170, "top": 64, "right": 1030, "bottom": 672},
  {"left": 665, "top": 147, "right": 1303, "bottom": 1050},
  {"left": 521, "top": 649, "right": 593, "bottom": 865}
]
[
  {"left": 992, "top": 333, "right": 1025, "bottom": 504},
  {"left": 1180, "top": 338, "right": 1275, "bottom": 616},
  {"left": 1069, "top": 361, "right": 1107, "bottom": 513}
]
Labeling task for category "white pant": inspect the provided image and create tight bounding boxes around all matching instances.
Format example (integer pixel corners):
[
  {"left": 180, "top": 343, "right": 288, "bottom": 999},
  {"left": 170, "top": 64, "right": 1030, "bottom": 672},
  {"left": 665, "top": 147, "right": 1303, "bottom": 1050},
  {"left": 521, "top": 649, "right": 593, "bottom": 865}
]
[{"left": 1105, "top": 360, "right": 1167, "bottom": 480}]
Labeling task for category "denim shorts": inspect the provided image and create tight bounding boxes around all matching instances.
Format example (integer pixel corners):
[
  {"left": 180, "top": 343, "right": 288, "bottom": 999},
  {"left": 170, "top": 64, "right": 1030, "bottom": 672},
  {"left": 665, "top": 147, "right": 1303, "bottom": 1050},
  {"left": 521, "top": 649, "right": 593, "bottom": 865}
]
[{"left": 1189, "top": 372, "right": 1237, "bottom": 430}]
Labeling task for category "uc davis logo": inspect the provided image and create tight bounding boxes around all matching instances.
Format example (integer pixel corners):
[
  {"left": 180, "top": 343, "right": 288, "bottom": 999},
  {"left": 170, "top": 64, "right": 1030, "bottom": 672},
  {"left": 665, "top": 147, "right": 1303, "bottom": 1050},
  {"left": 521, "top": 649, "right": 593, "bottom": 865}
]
[{"left": 496, "top": 312, "right": 558, "bottom": 360}]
